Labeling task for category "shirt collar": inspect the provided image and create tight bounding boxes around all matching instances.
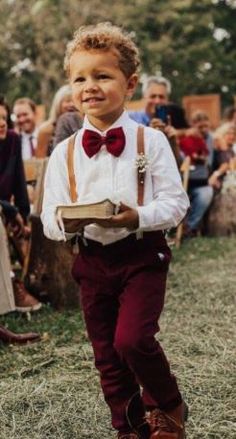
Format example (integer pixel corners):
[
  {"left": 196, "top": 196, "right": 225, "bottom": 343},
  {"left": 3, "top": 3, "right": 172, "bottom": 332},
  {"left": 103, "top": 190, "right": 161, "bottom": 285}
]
[
  {"left": 83, "top": 110, "right": 132, "bottom": 134},
  {"left": 21, "top": 128, "right": 38, "bottom": 139}
]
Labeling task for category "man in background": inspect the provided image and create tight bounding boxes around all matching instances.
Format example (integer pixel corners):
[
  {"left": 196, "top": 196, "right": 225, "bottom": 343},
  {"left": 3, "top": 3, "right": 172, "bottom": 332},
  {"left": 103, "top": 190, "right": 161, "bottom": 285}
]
[
  {"left": 13, "top": 98, "right": 38, "bottom": 160},
  {"left": 130, "top": 76, "right": 187, "bottom": 166},
  {"left": 129, "top": 76, "right": 171, "bottom": 126}
]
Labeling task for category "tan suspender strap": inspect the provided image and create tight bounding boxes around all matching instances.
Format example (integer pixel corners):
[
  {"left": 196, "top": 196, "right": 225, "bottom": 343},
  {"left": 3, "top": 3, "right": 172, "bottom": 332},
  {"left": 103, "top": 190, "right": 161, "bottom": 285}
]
[
  {"left": 67, "top": 133, "right": 78, "bottom": 203},
  {"left": 137, "top": 125, "right": 145, "bottom": 206}
]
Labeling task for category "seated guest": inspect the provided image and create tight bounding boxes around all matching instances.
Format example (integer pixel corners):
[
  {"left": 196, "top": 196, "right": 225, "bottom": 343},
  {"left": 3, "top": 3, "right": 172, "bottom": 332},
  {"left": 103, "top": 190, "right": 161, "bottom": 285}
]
[
  {"left": 186, "top": 111, "right": 215, "bottom": 167},
  {"left": 130, "top": 76, "right": 187, "bottom": 166},
  {"left": 180, "top": 131, "right": 209, "bottom": 162},
  {"left": 221, "top": 105, "right": 236, "bottom": 125},
  {"left": 210, "top": 123, "right": 236, "bottom": 189},
  {"left": 0, "top": 201, "right": 42, "bottom": 314},
  {"left": 0, "top": 96, "right": 30, "bottom": 222},
  {"left": 53, "top": 110, "right": 83, "bottom": 147},
  {"left": 0, "top": 97, "right": 28, "bottom": 216},
  {"left": 13, "top": 97, "right": 38, "bottom": 160},
  {"left": 179, "top": 112, "right": 214, "bottom": 236},
  {"left": 0, "top": 208, "right": 40, "bottom": 344},
  {"left": 36, "top": 85, "right": 75, "bottom": 157},
  {"left": 129, "top": 75, "right": 172, "bottom": 126},
  {"left": 0, "top": 97, "right": 42, "bottom": 311}
]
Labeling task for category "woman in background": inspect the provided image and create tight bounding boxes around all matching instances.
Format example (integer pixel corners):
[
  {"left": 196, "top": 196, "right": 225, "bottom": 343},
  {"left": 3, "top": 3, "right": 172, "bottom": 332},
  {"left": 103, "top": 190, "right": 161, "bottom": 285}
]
[
  {"left": 0, "top": 95, "right": 42, "bottom": 313},
  {"left": 36, "top": 85, "right": 74, "bottom": 157},
  {"left": 210, "top": 123, "right": 236, "bottom": 189}
]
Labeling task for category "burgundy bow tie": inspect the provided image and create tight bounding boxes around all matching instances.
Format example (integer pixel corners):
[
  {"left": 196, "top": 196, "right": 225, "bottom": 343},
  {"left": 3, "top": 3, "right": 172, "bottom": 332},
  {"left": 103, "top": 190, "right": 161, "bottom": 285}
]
[{"left": 82, "top": 127, "right": 125, "bottom": 158}]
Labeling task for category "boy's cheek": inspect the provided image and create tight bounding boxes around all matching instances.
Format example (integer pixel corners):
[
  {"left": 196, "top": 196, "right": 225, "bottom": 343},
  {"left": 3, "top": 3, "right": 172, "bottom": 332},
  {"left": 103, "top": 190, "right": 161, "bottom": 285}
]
[{"left": 72, "top": 96, "right": 82, "bottom": 111}]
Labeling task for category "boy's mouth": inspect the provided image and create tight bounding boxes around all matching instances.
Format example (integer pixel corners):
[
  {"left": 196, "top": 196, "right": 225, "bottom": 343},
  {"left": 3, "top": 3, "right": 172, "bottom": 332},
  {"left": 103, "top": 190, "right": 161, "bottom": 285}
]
[{"left": 82, "top": 97, "right": 104, "bottom": 103}]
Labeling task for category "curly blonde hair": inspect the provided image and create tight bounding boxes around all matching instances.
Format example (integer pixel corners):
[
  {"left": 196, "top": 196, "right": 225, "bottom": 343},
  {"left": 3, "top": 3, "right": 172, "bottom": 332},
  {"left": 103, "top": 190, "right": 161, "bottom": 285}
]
[{"left": 64, "top": 22, "right": 140, "bottom": 78}]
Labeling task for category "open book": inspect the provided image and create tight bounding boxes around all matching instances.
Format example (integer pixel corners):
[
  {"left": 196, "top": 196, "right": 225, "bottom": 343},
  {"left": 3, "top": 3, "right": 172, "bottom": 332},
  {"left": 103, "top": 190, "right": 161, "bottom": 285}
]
[{"left": 56, "top": 199, "right": 116, "bottom": 222}]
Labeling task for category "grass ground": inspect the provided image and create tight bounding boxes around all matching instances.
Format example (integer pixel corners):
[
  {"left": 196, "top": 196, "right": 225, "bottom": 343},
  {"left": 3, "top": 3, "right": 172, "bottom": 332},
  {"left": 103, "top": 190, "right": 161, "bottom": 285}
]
[{"left": 0, "top": 236, "right": 235, "bottom": 439}]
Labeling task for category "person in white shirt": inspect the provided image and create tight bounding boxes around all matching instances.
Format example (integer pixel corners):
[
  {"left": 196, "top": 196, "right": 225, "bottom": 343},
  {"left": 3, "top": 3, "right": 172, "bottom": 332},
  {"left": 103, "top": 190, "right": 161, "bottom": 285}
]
[
  {"left": 13, "top": 97, "right": 38, "bottom": 160},
  {"left": 41, "top": 23, "right": 189, "bottom": 439}
]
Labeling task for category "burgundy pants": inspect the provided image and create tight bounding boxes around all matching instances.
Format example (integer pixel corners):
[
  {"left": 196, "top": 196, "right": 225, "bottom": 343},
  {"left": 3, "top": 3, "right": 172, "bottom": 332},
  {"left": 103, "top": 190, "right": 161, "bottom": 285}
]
[{"left": 72, "top": 231, "right": 182, "bottom": 433}]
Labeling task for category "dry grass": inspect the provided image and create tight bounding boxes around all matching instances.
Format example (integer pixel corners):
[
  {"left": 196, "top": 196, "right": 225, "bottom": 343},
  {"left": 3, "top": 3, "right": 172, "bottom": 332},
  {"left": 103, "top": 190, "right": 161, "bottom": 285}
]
[{"left": 0, "top": 236, "right": 236, "bottom": 438}]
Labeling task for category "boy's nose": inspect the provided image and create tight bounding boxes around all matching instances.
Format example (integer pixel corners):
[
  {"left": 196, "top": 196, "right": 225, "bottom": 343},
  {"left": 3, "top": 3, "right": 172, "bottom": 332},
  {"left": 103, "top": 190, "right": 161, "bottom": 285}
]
[{"left": 84, "top": 78, "right": 98, "bottom": 91}]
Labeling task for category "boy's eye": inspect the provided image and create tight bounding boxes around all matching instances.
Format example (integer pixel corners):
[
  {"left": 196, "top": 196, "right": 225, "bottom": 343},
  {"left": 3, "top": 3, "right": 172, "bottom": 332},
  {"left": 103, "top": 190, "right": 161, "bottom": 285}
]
[
  {"left": 74, "top": 77, "right": 85, "bottom": 83},
  {"left": 97, "top": 74, "right": 110, "bottom": 80}
]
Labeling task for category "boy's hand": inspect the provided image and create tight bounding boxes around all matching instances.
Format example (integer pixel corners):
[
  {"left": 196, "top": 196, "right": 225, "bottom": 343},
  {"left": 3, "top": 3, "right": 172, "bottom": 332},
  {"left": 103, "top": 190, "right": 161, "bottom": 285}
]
[
  {"left": 63, "top": 218, "right": 94, "bottom": 233},
  {"left": 62, "top": 204, "right": 139, "bottom": 232},
  {"left": 95, "top": 203, "right": 139, "bottom": 229}
]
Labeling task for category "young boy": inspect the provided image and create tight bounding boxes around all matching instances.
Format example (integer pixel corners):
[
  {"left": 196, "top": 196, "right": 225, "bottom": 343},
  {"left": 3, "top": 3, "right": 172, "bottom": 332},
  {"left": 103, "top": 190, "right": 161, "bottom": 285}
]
[{"left": 41, "top": 23, "right": 189, "bottom": 439}]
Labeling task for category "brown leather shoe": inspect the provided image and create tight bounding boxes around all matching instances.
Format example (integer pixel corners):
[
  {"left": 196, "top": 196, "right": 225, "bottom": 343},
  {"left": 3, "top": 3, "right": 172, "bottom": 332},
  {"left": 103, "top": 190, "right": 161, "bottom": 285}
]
[
  {"left": 0, "top": 325, "right": 41, "bottom": 344},
  {"left": 149, "top": 402, "right": 187, "bottom": 439},
  {"left": 13, "top": 279, "right": 42, "bottom": 312}
]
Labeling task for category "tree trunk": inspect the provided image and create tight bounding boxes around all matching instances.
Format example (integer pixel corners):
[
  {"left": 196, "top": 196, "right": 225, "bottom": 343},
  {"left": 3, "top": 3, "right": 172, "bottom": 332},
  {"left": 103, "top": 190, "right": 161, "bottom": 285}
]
[{"left": 25, "top": 215, "right": 80, "bottom": 310}]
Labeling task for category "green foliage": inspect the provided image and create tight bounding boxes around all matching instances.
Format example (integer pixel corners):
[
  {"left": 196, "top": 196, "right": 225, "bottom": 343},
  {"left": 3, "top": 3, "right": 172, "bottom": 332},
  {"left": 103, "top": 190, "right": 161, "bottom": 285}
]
[{"left": 0, "top": 0, "right": 235, "bottom": 110}]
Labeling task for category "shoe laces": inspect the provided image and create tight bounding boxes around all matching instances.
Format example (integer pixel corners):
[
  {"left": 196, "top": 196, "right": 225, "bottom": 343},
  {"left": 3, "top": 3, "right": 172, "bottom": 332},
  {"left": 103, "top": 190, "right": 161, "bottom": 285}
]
[{"left": 148, "top": 409, "right": 175, "bottom": 433}]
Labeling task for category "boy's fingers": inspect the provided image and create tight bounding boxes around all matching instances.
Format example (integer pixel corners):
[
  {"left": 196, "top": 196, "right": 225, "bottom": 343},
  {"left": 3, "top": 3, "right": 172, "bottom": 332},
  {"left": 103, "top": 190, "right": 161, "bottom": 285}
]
[
  {"left": 111, "top": 212, "right": 126, "bottom": 223},
  {"left": 118, "top": 203, "right": 132, "bottom": 212}
]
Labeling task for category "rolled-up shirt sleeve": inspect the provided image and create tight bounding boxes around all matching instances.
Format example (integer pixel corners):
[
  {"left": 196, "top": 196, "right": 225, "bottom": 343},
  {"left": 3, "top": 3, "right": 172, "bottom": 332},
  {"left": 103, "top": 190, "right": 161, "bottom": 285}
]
[{"left": 137, "top": 130, "right": 190, "bottom": 230}]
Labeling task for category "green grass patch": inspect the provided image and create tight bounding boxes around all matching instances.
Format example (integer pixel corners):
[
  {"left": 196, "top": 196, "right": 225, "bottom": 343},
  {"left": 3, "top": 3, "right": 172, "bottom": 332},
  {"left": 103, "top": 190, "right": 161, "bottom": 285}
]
[{"left": 1, "top": 236, "right": 235, "bottom": 438}]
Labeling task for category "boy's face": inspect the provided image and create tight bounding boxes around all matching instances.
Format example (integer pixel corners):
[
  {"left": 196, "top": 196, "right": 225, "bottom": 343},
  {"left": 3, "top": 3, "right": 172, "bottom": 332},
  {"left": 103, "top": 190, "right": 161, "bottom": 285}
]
[{"left": 69, "top": 49, "right": 138, "bottom": 130}]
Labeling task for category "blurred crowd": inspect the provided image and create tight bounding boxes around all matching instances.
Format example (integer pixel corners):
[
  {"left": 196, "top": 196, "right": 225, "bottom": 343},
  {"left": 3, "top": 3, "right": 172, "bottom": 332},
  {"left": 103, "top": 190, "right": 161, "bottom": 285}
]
[
  {"left": 129, "top": 76, "right": 236, "bottom": 237},
  {"left": 0, "top": 77, "right": 236, "bottom": 343}
]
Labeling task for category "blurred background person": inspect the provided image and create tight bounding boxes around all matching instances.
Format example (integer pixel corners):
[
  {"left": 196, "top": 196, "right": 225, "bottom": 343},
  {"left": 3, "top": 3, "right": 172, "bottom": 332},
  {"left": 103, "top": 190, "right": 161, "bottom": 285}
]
[
  {"left": 0, "top": 96, "right": 42, "bottom": 312},
  {"left": 13, "top": 97, "right": 38, "bottom": 160},
  {"left": 0, "top": 96, "right": 30, "bottom": 223},
  {"left": 36, "top": 84, "right": 75, "bottom": 157},
  {"left": 185, "top": 111, "right": 215, "bottom": 168},
  {"left": 130, "top": 76, "right": 188, "bottom": 166},
  {"left": 179, "top": 110, "right": 214, "bottom": 237},
  {"left": 53, "top": 108, "right": 83, "bottom": 147},
  {"left": 0, "top": 206, "right": 40, "bottom": 344},
  {"left": 210, "top": 122, "right": 236, "bottom": 189},
  {"left": 221, "top": 105, "right": 236, "bottom": 125},
  {"left": 129, "top": 75, "right": 171, "bottom": 126}
]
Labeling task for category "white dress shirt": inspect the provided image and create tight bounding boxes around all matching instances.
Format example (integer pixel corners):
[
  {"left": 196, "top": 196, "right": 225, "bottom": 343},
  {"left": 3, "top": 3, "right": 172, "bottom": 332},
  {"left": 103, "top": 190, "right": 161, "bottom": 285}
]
[
  {"left": 41, "top": 111, "right": 190, "bottom": 244},
  {"left": 21, "top": 129, "right": 38, "bottom": 160}
]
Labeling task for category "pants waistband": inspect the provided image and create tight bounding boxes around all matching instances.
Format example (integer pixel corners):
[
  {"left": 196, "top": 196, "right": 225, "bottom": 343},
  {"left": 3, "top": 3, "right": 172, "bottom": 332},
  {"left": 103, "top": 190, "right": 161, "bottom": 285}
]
[{"left": 78, "top": 231, "right": 167, "bottom": 256}]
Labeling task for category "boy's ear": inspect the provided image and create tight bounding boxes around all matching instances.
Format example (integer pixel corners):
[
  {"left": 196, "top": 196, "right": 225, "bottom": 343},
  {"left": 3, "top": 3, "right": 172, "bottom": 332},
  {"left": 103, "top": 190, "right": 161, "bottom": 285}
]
[{"left": 126, "top": 74, "right": 139, "bottom": 99}]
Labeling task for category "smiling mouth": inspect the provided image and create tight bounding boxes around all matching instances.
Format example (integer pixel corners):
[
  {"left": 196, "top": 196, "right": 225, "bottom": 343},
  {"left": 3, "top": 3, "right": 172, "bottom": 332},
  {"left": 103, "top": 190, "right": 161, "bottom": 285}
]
[{"left": 83, "top": 97, "right": 104, "bottom": 103}]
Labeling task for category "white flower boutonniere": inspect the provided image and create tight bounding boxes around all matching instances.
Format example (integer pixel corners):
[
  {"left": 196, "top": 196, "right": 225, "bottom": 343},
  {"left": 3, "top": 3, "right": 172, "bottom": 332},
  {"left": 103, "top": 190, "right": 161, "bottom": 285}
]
[{"left": 135, "top": 153, "right": 149, "bottom": 184}]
